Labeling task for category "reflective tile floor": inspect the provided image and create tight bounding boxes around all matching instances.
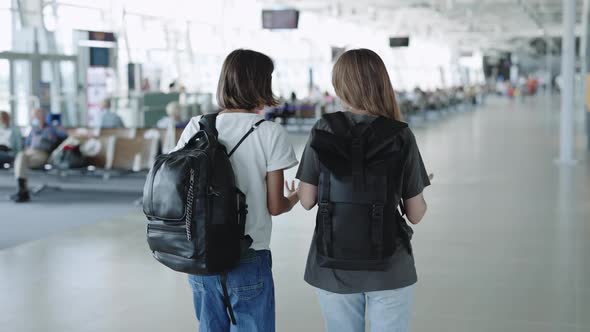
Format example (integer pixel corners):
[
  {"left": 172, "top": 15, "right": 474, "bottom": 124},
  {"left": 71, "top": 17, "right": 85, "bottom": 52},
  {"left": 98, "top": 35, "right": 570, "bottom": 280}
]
[{"left": 1, "top": 96, "right": 589, "bottom": 331}]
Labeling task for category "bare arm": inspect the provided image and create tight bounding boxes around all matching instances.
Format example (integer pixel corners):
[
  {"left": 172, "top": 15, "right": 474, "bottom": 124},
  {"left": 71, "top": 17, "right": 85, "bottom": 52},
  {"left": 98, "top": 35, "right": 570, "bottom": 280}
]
[
  {"left": 266, "top": 170, "right": 299, "bottom": 216},
  {"left": 404, "top": 192, "right": 427, "bottom": 224},
  {"left": 298, "top": 181, "right": 318, "bottom": 210}
]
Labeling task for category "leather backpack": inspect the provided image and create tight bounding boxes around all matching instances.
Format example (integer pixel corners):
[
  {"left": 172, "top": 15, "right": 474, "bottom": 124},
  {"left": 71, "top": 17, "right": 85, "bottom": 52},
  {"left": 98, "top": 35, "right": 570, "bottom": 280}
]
[
  {"left": 310, "top": 112, "right": 412, "bottom": 271},
  {"left": 142, "top": 113, "right": 264, "bottom": 324}
]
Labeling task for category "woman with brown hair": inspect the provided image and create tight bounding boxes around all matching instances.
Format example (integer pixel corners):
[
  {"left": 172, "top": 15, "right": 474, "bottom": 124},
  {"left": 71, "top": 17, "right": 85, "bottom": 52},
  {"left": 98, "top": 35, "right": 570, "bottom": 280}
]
[
  {"left": 295, "top": 49, "right": 430, "bottom": 332},
  {"left": 174, "top": 49, "right": 299, "bottom": 331}
]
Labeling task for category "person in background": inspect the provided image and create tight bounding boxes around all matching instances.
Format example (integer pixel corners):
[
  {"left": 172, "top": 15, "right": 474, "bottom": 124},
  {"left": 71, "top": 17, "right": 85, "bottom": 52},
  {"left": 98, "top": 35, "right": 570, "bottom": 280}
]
[
  {"left": 323, "top": 91, "right": 334, "bottom": 104},
  {"left": 141, "top": 78, "right": 151, "bottom": 92},
  {"left": 11, "top": 108, "right": 67, "bottom": 203},
  {"left": 0, "top": 111, "right": 23, "bottom": 165},
  {"left": 157, "top": 101, "right": 186, "bottom": 129},
  {"left": 99, "top": 98, "right": 125, "bottom": 128},
  {"left": 323, "top": 91, "right": 335, "bottom": 113},
  {"left": 158, "top": 102, "right": 188, "bottom": 153},
  {"left": 168, "top": 80, "right": 178, "bottom": 93}
]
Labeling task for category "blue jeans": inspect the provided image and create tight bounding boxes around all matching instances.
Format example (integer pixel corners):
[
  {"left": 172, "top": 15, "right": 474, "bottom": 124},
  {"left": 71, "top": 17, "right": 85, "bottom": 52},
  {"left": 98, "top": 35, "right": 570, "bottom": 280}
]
[
  {"left": 188, "top": 250, "right": 275, "bottom": 332},
  {"left": 316, "top": 285, "right": 415, "bottom": 332},
  {"left": 0, "top": 151, "right": 14, "bottom": 165}
]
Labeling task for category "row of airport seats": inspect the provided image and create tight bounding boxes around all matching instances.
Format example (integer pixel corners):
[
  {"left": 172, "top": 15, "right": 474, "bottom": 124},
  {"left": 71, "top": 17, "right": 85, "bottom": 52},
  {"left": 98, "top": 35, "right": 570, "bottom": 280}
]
[
  {"left": 398, "top": 86, "right": 484, "bottom": 116},
  {"left": 61, "top": 127, "right": 182, "bottom": 173},
  {"left": 1, "top": 127, "right": 184, "bottom": 196},
  {"left": 263, "top": 86, "right": 485, "bottom": 123},
  {"left": 264, "top": 103, "right": 318, "bottom": 122},
  {"left": 59, "top": 127, "right": 184, "bottom": 175}
]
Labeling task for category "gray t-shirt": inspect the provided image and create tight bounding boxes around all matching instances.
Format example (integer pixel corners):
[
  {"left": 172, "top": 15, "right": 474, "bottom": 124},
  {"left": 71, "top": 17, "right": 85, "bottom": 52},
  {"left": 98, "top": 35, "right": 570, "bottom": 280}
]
[{"left": 296, "top": 112, "right": 431, "bottom": 294}]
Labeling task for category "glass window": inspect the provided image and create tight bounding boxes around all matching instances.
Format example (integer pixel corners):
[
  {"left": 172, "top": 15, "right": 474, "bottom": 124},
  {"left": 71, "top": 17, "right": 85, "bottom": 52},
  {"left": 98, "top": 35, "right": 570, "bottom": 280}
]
[
  {"left": 13, "top": 60, "right": 32, "bottom": 126},
  {"left": 60, "top": 61, "right": 77, "bottom": 126},
  {"left": 0, "top": 7, "right": 11, "bottom": 51},
  {"left": 0, "top": 59, "right": 9, "bottom": 113}
]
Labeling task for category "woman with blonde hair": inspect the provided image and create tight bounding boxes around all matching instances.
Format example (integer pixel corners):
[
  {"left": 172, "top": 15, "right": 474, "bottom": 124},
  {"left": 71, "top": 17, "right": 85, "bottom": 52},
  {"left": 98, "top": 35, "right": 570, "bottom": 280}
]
[{"left": 296, "top": 49, "right": 430, "bottom": 332}]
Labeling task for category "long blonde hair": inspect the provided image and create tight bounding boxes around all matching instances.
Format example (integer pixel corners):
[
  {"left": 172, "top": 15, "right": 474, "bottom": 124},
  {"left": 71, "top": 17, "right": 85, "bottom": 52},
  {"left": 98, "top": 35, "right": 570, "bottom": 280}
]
[{"left": 332, "top": 49, "right": 402, "bottom": 121}]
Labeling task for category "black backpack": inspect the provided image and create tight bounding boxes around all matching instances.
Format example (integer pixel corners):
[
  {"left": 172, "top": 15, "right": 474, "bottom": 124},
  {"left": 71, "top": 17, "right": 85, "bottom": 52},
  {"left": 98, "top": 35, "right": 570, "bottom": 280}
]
[
  {"left": 51, "top": 145, "right": 88, "bottom": 170},
  {"left": 142, "top": 113, "right": 264, "bottom": 324},
  {"left": 310, "top": 112, "right": 412, "bottom": 271}
]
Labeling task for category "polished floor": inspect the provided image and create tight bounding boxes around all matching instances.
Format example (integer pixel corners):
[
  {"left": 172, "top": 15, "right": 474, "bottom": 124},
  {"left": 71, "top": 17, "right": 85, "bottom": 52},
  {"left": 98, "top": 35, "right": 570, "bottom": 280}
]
[{"left": 1, "top": 96, "right": 589, "bottom": 331}]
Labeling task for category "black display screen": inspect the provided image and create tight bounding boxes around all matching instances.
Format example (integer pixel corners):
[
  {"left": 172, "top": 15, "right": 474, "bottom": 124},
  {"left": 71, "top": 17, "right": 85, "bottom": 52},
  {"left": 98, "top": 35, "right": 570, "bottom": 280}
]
[
  {"left": 262, "top": 10, "right": 299, "bottom": 29},
  {"left": 90, "top": 47, "right": 109, "bottom": 67},
  {"left": 389, "top": 37, "right": 410, "bottom": 48}
]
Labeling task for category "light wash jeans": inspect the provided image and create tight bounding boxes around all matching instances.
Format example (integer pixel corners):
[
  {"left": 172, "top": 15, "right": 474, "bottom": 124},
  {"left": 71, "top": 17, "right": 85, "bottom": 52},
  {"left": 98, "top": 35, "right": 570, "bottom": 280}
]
[{"left": 315, "top": 285, "right": 415, "bottom": 332}]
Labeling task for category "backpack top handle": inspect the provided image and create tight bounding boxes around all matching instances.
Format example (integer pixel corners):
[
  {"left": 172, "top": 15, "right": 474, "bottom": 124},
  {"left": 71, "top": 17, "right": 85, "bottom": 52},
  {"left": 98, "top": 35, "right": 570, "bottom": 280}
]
[
  {"left": 323, "top": 112, "right": 351, "bottom": 136},
  {"left": 198, "top": 113, "right": 220, "bottom": 138}
]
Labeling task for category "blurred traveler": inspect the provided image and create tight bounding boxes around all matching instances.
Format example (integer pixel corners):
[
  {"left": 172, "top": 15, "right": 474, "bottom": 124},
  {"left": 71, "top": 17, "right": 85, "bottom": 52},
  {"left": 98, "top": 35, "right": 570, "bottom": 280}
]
[
  {"left": 0, "top": 111, "right": 23, "bottom": 165},
  {"left": 174, "top": 49, "right": 298, "bottom": 331},
  {"left": 157, "top": 101, "right": 185, "bottom": 129},
  {"left": 168, "top": 80, "right": 178, "bottom": 93},
  {"left": 323, "top": 91, "right": 334, "bottom": 104},
  {"left": 141, "top": 78, "right": 151, "bottom": 92},
  {"left": 158, "top": 101, "right": 188, "bottom": 153},
  {"left": 296, "top": 49, "right": 430, "bottom": 332},
  {"left": 99, "top": 98, "right": 125, "bottom": 128},
  {"left": 11, "top": 109, "right": 67, "bottom": 203}
]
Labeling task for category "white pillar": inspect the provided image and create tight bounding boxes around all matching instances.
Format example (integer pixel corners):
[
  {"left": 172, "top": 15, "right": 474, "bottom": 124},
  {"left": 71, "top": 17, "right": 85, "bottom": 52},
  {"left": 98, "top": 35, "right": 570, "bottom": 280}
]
[
  {"left": 559, "top": 0, "right": 577, "bottom": 164},
  {"left": 582, "top": 0, "right": 590, "bottom": 150},
  {"left": 545, "top": 34, "right": 552, "bottom": 98}
]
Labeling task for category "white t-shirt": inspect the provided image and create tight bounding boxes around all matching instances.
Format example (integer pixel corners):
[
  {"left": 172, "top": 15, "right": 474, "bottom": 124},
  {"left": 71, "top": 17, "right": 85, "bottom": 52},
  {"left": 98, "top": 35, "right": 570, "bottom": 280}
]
[
  {"left": 174, "top": 113, "right": 298, "bottom": 251},
  {"left": 0, "top": 127, "right": 12, "bottom": 147}
]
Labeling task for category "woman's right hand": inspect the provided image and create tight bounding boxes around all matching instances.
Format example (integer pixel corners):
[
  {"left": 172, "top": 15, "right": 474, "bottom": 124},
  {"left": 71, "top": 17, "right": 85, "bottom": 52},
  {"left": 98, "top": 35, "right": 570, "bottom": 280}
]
[{"left": 285, "top": 180, "right": 297, "bottom": 197}]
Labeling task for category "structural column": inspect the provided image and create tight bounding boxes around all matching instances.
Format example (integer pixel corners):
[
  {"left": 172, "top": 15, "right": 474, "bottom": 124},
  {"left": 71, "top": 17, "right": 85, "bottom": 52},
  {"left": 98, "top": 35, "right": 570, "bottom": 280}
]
[
  {"left": 583, "top": 0, "right": 590, "bottom": 150},
  {"left": 559, "top": 0, "right": 577, "bottom": 164}
]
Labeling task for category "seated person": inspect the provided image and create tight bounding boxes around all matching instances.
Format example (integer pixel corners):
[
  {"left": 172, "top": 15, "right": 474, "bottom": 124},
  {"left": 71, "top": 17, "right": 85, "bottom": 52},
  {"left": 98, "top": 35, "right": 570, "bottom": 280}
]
[
  {"left": 0, "top": 111, "right": 23, "bottom": 165},
  {"left": 11, "top": 109, "right": 67, "bottom": 203},
  {"left": 158, "top": 102, "right": 188, "bottom": 153},
  {"left": 100, "top": 98, "right": 125, "bottom": 128},
  {"left": 156, "top": 102, "right": 187, "bottom": 129}
]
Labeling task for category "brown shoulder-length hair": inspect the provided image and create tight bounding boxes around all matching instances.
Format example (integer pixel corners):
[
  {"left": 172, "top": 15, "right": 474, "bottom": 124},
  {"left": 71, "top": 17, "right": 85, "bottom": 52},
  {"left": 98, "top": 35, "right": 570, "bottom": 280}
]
[
  {"left": 217, "top": 49, "right": 279, "bottom": 111},
  {"left": 332, "top": 49, "right": 402, "bottom": 120}
]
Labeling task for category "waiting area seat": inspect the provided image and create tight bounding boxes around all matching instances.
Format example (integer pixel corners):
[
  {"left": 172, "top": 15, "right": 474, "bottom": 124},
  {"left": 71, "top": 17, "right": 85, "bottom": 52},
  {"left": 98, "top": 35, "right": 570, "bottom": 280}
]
[
  {"left": 1, "top": 126, "right": 182, "bottom": 198},
  {"left": 110, "top": 136, "right": 159, "bottom": 172}
]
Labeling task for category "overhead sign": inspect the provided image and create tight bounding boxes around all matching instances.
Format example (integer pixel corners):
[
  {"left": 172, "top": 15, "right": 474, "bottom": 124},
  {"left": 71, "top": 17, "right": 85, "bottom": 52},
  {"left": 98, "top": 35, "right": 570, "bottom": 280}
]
[
  {"left": 389, "top": 37, "right": 410, "bottom": 48},
  {"left": 262, "top": 9, "right": 299, "bottom": 29}
]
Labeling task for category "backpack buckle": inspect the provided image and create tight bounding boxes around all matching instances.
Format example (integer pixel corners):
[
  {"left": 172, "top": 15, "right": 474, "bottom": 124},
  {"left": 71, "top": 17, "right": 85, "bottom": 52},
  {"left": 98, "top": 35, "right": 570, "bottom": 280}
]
[
  {"left": 319, "top": 202, "right": 331, "bottom": 215},
  {"left": 372, "top": 204, "right": 384, "bottom": 218}
]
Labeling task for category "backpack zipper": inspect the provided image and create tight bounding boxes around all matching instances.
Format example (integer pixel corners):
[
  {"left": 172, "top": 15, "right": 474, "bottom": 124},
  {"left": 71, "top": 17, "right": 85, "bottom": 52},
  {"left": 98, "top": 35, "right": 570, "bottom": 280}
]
[{"left": 185, "top": 168, "right": 195, "bottom": 241}]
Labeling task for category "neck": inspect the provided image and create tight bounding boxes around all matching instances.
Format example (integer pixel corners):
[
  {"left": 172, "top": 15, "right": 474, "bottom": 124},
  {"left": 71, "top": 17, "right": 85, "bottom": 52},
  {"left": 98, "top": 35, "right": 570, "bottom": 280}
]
[
  {"left": 221, "top": 108, "right": 259, "bottom": 114},
  {"left": 348, "top": 108, "right": 371, "bottom": 116}
]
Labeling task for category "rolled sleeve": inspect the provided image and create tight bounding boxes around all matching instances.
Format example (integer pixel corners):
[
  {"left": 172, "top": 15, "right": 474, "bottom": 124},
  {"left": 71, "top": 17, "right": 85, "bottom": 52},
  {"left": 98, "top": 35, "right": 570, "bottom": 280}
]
[
  {"left": 295, "top": 139, "right": 320, "bottom": 186},
  {"left": 266, "top": 125, "right": 298, "bottom": 172},
  {"left": 402, "top": 130, "right": 431, "bottom": 199}
]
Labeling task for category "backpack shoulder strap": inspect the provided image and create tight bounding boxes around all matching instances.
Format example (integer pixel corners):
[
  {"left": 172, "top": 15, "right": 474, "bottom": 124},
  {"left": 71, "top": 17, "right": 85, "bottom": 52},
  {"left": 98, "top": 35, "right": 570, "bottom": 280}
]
[
  {"left": 228, "top": 119, "right": 265, "bottom": 157},
  {"left": 369, "top": 117, "right": 408, "bottom": 139},
  {"left": 322, "top": 112, "right": 350, "bottom": 136}
]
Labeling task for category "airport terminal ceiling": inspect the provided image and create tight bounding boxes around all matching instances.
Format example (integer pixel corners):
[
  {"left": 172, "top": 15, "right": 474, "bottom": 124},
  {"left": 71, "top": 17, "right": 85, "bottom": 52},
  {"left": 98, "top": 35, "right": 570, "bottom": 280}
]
[
  {"left": 260, "top": 0, "right": 585, "bottom": 51},
  {"left": 0, "top": 0, "right": 585, "bottom": 127}
]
